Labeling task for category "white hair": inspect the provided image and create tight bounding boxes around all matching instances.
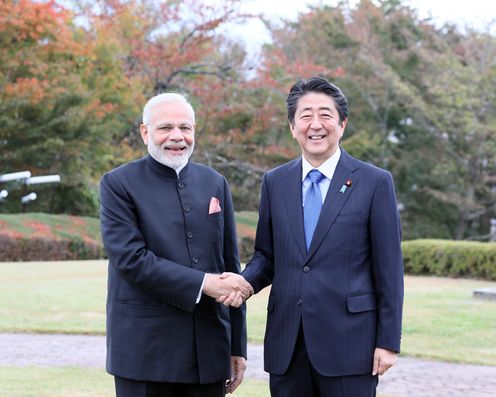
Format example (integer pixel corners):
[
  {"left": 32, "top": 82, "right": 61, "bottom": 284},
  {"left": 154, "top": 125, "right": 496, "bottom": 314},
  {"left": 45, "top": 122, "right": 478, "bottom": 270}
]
[{"left": 142, "top": 92, "right": 195, "bottom": 125}]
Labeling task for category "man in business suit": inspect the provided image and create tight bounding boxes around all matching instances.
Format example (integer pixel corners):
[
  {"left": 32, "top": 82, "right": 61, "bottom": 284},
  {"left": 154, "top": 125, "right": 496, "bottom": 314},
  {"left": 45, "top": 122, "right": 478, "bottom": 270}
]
[
  {"left": 100, "top": 92, "right": 253, "bottom": 397},
  {"left": 236, "top": 76, "right": 404, "bottom": 396}
]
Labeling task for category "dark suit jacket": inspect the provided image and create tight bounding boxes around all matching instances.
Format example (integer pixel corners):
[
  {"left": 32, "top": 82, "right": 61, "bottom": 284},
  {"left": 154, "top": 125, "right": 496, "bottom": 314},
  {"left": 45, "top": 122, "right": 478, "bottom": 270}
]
[
  {"left": 242, "top": 149, "right": 403, "bottom": 377},
  {"left": 100, "top": 155, "right": 246, "bottom": 384}
]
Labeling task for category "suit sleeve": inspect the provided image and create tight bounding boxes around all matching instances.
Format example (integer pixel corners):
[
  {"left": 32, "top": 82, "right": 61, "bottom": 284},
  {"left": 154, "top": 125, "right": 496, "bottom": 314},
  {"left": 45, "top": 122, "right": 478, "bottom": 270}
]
[
  {"left": 370, "top": 172, "right": 404, "bottom": 352},
  {"left": 242, "top": 173, "right": 275, "bottom": 293},
  {"left": 100, "top": 172, "right": 204, "bottom": 312},
  {"left": 220, "top": 178, "right": 247, "bottom": 358}
]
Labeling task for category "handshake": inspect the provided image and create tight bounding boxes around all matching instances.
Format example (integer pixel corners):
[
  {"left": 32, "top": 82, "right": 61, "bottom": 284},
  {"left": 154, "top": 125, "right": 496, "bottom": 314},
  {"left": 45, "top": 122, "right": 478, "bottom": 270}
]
[{"left": 203, "top": 272, "right": 254, "bottom": 308}]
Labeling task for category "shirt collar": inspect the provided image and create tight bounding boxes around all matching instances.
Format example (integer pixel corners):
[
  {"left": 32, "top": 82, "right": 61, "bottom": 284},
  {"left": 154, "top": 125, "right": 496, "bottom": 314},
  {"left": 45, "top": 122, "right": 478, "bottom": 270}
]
[
  {"left": 175, "top": 162, "right": 187, "bottom": 177},
  {"left": 301, "top": 147, "right": 341, "bottom": 182}
]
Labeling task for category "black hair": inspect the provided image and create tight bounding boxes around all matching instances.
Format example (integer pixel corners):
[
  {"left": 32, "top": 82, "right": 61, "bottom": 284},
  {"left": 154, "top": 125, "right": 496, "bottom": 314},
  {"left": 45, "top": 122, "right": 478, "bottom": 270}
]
[{"left": 286, "top": 76, "right": 348, "bottom": 126}]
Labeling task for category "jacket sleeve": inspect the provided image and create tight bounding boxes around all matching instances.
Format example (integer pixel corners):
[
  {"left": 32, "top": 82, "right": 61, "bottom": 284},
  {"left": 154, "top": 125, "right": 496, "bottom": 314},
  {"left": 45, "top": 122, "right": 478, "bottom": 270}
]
[
  {"left": 242, "top": 173, "right": 275, "bottom": 293},
  {"left": 100, "top": 171, "right": 205, "bottom": 312},
  {"left": 370, "top": 171, "right": 404, "bottom": 352},
  {"left": 221, "top": 178, "right": 247, "bottom": 358}
]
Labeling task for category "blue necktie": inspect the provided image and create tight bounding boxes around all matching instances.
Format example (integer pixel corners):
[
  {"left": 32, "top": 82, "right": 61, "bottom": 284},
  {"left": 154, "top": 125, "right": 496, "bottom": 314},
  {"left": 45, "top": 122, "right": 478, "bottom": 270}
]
[{"left": 304, "top": 169, "right": 325, "bottom": 250}]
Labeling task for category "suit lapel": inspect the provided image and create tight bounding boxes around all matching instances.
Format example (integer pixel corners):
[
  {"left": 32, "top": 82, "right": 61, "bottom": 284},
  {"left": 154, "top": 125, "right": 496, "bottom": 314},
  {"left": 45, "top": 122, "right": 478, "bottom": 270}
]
[
  {"left": 306, "top": 150, "right": 359, "bottom": 261},
  {"left": 282, "top": 158, "right": 306, "bottom": 259}
]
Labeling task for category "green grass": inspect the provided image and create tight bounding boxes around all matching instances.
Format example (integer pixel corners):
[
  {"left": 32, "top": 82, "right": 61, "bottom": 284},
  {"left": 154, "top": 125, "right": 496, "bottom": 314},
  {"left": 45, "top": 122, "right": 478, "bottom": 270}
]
[
  {"left": 0, "top": 261, "right": 106, "bottom": 334},
  {"left": 0, "top": 367, "right": 270, "bottom": 397},
  {"left": 246, "top": 287, "right": 270, "bottom": 344},
  {"left": 0, "top": 213, "right": 102, "bottom": 244},
  {"left": 235, "top": 211, "right": 259, "bottom": 230},
  {"left": 0, "top": 261, "right": 495, "bottom": 365},
  {"left": 0, "top": 211, "right": 258, "bottom": 246},
  {"left": 401, "top": 276, "right": 496, "bottom": 365}
]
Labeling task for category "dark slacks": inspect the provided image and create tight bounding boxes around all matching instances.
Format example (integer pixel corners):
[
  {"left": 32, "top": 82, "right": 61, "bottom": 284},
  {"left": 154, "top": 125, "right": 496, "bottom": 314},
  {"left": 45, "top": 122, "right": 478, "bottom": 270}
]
[
  {"left": 114, "top": 376, "right": 225, "bottom": 397},
  {"left": 269, "top": 326, "right": 378, "bottom": 397}
]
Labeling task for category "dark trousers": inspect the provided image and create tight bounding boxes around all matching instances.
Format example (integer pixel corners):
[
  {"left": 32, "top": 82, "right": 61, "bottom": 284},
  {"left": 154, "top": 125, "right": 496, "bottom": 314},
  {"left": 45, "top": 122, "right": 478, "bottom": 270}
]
[
  {"left": 269, "top": 326, "right": 378, "bottom": 397},
  {"left": 114, "top": 376, "right": 225, "bottom": 397}
]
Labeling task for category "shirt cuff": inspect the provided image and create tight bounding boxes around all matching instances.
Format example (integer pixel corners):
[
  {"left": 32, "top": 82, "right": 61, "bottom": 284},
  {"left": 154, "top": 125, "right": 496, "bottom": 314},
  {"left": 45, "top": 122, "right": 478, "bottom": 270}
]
[{"left": 196, "top": 274, "right": 207, "bottom": 304}]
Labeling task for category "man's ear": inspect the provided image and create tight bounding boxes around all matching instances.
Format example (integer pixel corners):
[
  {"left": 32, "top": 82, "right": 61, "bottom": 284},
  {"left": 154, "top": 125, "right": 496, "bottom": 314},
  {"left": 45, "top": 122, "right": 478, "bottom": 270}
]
[
  {"left": 289, "top": 121, "right": 296, "bottom": 139},
  {"left": 139, "top": 124, "right": 149, "bottom": 145}
]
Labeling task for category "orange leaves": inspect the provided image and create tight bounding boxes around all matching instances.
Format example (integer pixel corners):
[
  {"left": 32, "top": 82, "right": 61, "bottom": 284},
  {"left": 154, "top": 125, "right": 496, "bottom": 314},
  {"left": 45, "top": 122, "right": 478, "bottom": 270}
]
[
  {"left": 83, "top": 99, "right": 116, "bottom": 120},
  {"left": 4, "top": 77, "right": 49, "bottom": 104},
  {"left": 22, "top": 220, "right": 58, "bottom": 239},
  {"left": 0, "top": 229, "right": 24, "bottom": 240},
  {"left": 0, "top": 0, "right": 87, "bottom": 98},
  {"left": 0, "top": 0, "right": 80, "bottom": 53},
  {"left": 87, "top": 0, "right": 245, "bottom": 92}
]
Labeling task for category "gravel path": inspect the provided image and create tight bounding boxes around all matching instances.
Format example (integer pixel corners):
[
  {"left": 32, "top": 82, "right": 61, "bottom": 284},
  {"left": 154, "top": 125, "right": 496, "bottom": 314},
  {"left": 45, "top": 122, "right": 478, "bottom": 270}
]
[{"left": 1, "top": 333, "right": 496, "bottom": 396}]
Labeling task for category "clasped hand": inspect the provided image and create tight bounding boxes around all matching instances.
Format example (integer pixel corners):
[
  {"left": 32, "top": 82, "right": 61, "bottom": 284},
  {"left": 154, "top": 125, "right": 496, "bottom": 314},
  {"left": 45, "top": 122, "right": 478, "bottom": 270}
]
[{"left": 203, "top": 272, "right": 253, "bottom": 307}]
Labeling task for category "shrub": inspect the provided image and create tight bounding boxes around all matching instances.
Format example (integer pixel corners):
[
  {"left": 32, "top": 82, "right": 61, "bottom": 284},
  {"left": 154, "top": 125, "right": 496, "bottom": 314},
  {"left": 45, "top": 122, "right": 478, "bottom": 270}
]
[
  {"left": 0, "top": 235, "right": 106, "bottom": 261},
  {"left": 402, "top": 239, "right": 496, "bottom": 281}
]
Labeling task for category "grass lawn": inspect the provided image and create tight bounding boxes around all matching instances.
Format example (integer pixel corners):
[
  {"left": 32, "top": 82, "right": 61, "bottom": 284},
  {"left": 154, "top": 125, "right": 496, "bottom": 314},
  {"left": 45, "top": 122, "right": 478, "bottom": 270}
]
[
  {"left": 401, "top": 276, "right": 496, "bottom": 365},
  {"left": 0, "top": 261, "right": 107, "bottom": 334},
  {"left": 0, "top": 366, "right": 270, "bottom": 397},
  {"left": 0, "top": 261, "right": 495, "bottom": 365},
  {"left": 0, "top": 212, "right": 258, "bottom": 253},
  {"left": 0, "top": 213, "right": 102, "bottom": 244}
]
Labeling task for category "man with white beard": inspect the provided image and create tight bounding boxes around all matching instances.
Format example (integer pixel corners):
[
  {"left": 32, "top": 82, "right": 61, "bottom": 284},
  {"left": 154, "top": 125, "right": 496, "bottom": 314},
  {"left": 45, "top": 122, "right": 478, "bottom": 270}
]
[{"left": 100, "top": 93, "right": 252, "bottom": 397}]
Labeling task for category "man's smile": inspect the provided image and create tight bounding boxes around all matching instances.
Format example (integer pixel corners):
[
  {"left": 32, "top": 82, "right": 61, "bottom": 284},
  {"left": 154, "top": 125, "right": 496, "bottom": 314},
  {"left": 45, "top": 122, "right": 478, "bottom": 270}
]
[
  {"left": 164, "top": 145, "right": 187, "bottom": 152},
  {"left": 309, "top": 135, "right": 326, "bottom": 140}
]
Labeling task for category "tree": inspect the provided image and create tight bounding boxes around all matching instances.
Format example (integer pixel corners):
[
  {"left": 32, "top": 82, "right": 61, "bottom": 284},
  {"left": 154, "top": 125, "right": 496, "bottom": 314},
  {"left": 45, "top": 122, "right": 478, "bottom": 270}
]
[
  {"left": 255, "top": 0, "right": 496, "bottom": 239},
  {"left": 401, "top": 26, "right": 496, "bottom": 239},
  {"left": 0, "top": 0, "right": 253, "bottom": 213},
  {"left": 0, "top": 0, "right": 142, "bottom": 215},
  {"left": 77, "top": 0, "right": 266, "bottom": 208}
]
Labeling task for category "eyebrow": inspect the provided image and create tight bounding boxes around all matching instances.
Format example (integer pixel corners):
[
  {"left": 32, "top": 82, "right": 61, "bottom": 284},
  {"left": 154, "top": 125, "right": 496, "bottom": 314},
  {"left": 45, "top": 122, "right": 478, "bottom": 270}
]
[
  {"left": 155, "top": 122, "right": 193, "bottom": 127},
  {"left": 299, "top": 106, "right": 333, "bottom": 113}
]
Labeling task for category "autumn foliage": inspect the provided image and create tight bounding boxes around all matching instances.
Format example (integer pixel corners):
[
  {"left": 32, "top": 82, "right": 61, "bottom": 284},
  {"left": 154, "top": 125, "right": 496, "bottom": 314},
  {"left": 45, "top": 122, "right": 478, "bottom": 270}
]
[{"left": 1, "top": 0, "right": 495, "bottom": 241}]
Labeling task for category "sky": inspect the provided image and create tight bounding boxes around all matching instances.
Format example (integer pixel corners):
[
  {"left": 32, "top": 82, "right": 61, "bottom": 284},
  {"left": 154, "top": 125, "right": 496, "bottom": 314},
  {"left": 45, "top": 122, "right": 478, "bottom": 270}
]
[{"left": 228, "top": 0, "right": 496, "bottom": 57}]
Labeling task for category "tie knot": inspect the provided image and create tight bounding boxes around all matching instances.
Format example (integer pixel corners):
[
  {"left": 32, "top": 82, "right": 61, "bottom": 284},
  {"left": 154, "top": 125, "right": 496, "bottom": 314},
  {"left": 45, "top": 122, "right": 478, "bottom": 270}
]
[{"left": 308, "top": 169, "right": 324, "bottom": 184}]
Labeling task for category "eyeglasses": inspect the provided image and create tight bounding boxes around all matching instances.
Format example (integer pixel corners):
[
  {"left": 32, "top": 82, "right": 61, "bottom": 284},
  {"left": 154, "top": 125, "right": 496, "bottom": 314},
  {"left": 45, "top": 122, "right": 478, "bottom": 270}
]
[{"left": 147, "top": 123, "right": 194, "bottom": 134}]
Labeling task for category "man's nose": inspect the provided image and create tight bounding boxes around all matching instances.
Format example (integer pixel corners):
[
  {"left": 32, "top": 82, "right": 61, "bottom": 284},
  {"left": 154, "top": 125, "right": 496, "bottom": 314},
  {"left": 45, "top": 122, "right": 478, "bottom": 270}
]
[
  {"left": 310, "top": 115, "right": 323, "bottom": 129},
  {"left": 169, "top": 126, "right": 184, "bottom": 140}
]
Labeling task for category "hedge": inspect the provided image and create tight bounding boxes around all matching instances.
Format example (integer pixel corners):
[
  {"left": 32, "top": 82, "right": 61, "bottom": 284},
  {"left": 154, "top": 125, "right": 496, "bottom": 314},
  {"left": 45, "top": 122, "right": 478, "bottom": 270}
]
[{"left": 402, "top": 239, "right": 496, "bottom": 281}]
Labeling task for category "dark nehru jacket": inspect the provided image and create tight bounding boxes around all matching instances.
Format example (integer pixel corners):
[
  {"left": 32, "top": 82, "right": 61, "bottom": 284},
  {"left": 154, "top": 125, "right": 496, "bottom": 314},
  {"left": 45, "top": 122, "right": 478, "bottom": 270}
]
[{"left": 100, "top": 154, "right": 246, "bottom": 384}]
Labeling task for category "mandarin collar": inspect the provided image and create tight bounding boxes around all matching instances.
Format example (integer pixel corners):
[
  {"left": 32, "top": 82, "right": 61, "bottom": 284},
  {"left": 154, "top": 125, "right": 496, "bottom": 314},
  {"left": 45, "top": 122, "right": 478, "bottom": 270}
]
[{"left": 145, "top": 154, "right": 191, "bottom": 179}]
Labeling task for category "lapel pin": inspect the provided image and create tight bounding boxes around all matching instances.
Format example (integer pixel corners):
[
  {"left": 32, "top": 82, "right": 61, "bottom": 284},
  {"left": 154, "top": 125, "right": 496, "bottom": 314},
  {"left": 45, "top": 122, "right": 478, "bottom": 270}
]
[{"left": 340, "top": 179, "right": 352, "bottom": 194}]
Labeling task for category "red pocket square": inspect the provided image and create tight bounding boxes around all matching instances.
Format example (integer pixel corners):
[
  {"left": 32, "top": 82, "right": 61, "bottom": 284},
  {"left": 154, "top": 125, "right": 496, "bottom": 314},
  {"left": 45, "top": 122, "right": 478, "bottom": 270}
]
[{"left": 208, "top": 197, "right": 222, "bottom": 214}]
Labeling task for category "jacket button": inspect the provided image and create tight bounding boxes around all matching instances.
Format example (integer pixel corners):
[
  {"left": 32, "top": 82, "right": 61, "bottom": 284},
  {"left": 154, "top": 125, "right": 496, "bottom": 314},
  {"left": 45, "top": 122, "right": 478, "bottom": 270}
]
[
  {"left": 302, "top": 266, "right": 310, "bottom": 273},
  {"left": 192, "top": 257, "right": 199, "bottom": 264},
  {"left": 183, "top": 206, "right": 190, "bottom": 212},
  {"left": 177, "top": 181, "right": 185, "bottom": 188},
  {"left": 186, "top": 232, "right": 193, "bottom": 239},
  {"left": 297, "top": 299, "right": 302, "bottom": 306}
]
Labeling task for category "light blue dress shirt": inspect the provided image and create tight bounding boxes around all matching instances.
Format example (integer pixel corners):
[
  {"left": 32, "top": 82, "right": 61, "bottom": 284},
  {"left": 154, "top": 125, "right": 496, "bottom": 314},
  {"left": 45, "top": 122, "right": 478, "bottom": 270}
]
[{"left": 301, "top": 147, "right": 341, "bottom": 206}]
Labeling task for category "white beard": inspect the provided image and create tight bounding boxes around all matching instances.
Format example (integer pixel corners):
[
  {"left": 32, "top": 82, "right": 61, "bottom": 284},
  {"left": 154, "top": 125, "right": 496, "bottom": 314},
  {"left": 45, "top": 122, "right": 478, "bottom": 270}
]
[{"left": 147, "top": 140, "right": 194, "bottom": 170}]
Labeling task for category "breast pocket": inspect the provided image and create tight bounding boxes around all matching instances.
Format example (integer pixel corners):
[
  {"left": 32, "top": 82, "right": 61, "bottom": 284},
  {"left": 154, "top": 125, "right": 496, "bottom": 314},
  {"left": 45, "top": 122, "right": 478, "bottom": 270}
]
[
  {"left": 334, "top": 211, "right": 366, "bottom": 224},
  {"left": 207, "top": 212, "right": 223, "bottom": 222}
]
